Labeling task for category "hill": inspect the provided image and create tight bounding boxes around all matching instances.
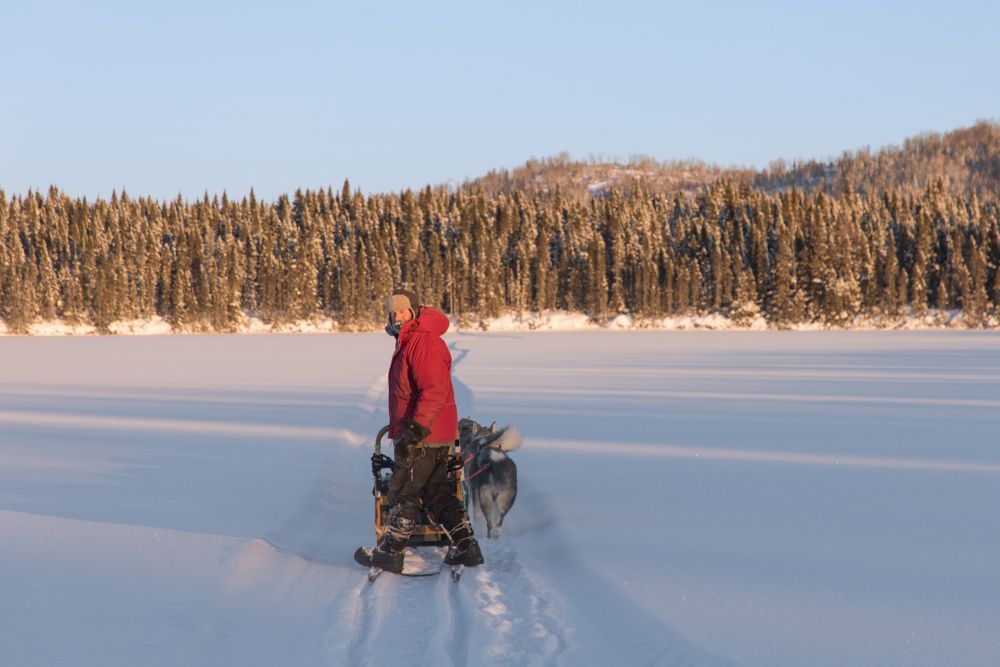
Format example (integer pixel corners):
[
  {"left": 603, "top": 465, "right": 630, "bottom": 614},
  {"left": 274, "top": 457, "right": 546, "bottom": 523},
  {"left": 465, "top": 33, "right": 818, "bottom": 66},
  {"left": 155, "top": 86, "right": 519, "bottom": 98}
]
[{"left": 462, "top": 121, "right": 1000, "bottom": 199}]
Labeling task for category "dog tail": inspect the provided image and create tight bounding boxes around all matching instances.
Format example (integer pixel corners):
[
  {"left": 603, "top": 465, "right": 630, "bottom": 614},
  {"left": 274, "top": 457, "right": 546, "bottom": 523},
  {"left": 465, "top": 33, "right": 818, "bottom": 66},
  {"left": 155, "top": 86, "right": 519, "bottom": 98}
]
[{"left": 495, "top": 425, "right": 523, "bottom": 452}]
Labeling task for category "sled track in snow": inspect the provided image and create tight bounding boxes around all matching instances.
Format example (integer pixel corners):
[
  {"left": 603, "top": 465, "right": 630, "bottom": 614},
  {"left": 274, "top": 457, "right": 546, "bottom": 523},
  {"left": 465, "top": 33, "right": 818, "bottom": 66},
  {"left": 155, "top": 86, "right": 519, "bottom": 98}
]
[
  {"left": 335, "top": 544, "right": 569, "bottom": 667},
  {"left": 335, "top": 574, "right": 474, "bottom": 667},
  {"left": 446, "top": 573, "right": 471, "bottom": 666},
  {"left": 343, "top": 579, "right": 379, "bottom": 665},
  {"left": 471, "top": 541, "right": 570, "bottom": 666}
]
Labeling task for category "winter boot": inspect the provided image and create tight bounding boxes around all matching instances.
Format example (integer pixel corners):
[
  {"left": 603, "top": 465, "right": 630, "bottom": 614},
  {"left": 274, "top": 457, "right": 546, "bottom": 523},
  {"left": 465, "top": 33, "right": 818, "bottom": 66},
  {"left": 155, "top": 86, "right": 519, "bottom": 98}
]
[
  {"left": 444, "top": 537, "right": 484, "bottom": 566},
  {"left": 353, "top": 546, "right": 404, "bottom": 573},
  {"left": 355, "top": 504, "right": 414, "bottom": 573}
]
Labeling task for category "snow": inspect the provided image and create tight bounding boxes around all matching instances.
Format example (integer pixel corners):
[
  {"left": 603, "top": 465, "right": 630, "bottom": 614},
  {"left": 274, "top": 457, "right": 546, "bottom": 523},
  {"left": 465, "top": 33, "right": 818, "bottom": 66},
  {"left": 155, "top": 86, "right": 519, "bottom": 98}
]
[
  {"left": 2, "top": 331, "right": 999, "bottom": 666},
  {"left": 2, "top": 307, "right": 996, "bottom": 337}
]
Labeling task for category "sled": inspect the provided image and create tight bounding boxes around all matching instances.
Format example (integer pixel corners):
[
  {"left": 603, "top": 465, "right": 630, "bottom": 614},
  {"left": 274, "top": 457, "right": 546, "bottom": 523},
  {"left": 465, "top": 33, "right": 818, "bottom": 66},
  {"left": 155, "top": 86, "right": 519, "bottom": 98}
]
[
  {"left": 400, "top": 546, "right": 446, "bottom": 576},
  {"left": 354, "top": 544, "right": 446, "bottom": 580},
  {"left": 370, "top": 425, "right": 465, "bottom": 547}
]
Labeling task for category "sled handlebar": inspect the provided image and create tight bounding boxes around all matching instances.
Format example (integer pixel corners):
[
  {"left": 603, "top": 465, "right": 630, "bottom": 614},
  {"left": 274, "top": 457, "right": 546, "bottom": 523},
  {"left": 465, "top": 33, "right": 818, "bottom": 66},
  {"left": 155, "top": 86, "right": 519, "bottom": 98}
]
[{"left": 375, "top": 424, "right": 391, "bottom": 456}]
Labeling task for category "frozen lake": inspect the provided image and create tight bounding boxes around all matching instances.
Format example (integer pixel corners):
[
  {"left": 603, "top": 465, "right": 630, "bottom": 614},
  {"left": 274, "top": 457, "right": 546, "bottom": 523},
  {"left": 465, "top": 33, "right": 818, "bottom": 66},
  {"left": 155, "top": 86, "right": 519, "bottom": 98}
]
[{"left": 1, "top": 331, "right": 999, "bottom": 666}]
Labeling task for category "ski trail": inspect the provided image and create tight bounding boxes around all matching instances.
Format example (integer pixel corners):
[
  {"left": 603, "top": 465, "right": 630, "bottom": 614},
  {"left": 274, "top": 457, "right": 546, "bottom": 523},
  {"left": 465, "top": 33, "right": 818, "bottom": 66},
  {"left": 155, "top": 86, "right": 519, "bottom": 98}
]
[
  {"left": 226, "top": 360, "right": 399, "bottom": 664},
  {"left": 325, "top": 369, "right": 391, "bottom": 450},
  {"left": 470, "top": 541, "right": 569, "bottom": 666},
  {"left": 351, "top": 373, "right": 390, "bottom": 438},
  {"left": 451, "top": 336, "right": 570, "bottom": 664},
  {"left": 265, "top": 367, "right": 388, "bottom": 561},
  {"left": 449, "top": 340, "right": 476, "bottom": 418},
  {"left": 340, "top": 577, "right": 396, "bottom": 666},
  {"left": 446, "top": 574, "right": 471, "bottom": 667}
]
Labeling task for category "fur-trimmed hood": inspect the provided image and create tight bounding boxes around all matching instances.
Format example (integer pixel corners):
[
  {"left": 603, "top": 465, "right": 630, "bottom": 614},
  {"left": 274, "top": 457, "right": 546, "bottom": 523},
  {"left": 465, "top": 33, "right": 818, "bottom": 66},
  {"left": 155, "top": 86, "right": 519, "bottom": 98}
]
[{"left": 398, "top": 306, "right": 450, "bottom": 340}]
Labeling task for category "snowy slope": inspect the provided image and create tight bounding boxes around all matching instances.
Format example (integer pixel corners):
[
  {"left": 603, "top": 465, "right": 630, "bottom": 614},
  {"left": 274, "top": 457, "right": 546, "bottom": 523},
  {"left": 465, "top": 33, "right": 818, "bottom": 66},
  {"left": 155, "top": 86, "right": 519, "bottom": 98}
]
[{"left": 1, "top": 332, "right": 999, "bottom": 666}]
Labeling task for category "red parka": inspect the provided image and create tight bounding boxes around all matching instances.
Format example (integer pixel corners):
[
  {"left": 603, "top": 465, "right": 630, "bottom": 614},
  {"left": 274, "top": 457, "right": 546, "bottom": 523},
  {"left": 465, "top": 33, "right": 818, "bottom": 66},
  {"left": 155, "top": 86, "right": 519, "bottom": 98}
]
[{"left": 387, "top": 306, "right": 458, "bottom": 443}]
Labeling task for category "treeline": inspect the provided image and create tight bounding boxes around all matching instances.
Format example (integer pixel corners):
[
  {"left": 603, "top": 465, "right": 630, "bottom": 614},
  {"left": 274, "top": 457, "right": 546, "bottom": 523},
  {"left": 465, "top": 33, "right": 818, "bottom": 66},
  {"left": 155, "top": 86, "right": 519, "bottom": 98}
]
[{"left": 1, "top": 177, "right": 999, "bottom": 333}]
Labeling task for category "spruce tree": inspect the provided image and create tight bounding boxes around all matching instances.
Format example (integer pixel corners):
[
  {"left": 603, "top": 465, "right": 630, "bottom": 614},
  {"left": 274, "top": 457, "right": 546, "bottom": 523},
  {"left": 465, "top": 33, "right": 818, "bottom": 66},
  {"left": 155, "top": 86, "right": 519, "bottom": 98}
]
[
  {"left": 883, "top": 228, "right": 899, "bottom": 316},
  {"left": 966, "top": 237, "right": 988, "bottom": 326},
  {"left": 589, "top": 233, "right": 609, "bottom": 321}
]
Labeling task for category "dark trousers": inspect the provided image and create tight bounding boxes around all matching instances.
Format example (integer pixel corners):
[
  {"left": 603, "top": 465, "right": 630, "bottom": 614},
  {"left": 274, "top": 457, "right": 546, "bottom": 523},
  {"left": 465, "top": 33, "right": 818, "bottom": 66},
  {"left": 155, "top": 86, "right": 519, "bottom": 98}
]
[{"left": 382, "top": 443, "right": 473, "bottom": 552}]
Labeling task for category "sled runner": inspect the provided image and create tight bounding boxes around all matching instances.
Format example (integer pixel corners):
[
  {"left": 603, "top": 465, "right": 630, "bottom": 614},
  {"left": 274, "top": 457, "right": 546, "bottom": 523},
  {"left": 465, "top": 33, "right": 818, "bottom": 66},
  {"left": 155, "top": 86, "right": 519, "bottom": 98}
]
[{"left": 354, "top": 544, "right": 445, "bottom": 579}]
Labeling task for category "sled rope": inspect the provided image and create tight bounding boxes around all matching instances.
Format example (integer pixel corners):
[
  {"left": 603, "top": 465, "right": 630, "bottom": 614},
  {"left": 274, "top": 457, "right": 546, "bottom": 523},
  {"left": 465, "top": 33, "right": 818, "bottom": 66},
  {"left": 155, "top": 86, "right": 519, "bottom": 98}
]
[
  {"left": 466, "top": 464, "right": 490, "bottom": 481},
  {"left": 462, "top": 450, "right": 494, "bottom": 482}
]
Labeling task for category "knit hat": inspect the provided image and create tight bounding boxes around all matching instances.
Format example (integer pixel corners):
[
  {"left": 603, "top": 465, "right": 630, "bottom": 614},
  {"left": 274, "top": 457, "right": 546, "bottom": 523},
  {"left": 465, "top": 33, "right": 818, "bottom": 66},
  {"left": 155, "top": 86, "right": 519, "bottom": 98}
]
[{"left": 384, "top": 289, "right": 421, "bottom": 317}]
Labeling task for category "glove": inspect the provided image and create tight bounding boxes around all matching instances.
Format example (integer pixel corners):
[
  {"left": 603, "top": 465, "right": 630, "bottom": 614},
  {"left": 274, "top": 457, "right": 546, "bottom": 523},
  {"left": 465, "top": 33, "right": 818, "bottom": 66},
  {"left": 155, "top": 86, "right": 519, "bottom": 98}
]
[
  {"left": 400, "top": 419, "right": 431, "bottom": 445},
  {"left": 371, "top": 453, "right": 396, "bottom": 476}
]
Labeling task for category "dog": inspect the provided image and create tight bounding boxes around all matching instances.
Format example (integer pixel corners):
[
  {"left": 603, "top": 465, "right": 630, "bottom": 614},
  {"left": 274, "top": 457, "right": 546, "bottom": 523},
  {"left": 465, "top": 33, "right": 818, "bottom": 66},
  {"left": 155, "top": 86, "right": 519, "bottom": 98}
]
[{"left": 457, "top": 418, "right": 521, "bottom": 539}]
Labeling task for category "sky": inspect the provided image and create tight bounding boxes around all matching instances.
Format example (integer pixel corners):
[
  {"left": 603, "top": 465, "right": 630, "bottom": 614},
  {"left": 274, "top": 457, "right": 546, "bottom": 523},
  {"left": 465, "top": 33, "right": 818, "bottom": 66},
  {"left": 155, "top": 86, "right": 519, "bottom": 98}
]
[{"left": 2, "top": 0, "right": 998, "bottom": 202}]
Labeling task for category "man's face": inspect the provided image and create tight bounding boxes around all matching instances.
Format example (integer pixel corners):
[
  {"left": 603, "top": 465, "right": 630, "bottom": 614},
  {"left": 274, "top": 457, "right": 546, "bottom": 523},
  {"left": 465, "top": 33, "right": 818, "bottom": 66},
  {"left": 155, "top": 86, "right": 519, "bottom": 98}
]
[{"left": 391, "top": 307, "right": 413, "bottom": 325}]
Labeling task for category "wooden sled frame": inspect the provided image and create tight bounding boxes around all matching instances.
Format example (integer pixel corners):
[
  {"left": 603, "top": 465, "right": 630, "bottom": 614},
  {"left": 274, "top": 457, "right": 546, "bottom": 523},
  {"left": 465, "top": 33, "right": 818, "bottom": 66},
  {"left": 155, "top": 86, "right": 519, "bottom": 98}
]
[{"left": 372, "top": 425, "right": 465, "bottom": 546}]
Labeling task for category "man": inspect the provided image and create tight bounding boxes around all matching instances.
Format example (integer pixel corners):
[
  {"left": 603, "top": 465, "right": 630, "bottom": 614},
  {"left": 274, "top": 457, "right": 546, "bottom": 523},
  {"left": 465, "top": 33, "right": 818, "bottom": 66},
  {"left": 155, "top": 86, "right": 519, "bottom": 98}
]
[{"left": 354, "top": 289, "right": 484, "bottom": 573}]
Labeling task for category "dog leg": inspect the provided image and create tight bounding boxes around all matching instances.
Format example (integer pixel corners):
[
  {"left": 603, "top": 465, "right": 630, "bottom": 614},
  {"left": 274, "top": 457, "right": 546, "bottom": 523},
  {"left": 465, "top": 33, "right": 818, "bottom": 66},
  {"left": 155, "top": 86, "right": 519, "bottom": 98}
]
[{"left": 479, "top": 490, "right": 496, "bottom": 539}]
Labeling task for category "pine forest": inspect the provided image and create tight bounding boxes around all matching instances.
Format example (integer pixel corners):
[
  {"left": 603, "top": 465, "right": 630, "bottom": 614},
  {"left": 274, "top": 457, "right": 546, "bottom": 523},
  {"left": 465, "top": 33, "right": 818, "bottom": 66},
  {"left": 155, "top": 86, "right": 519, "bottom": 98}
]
[{"left": 2, "top": 123, "right": 1000, "bottom": 333}]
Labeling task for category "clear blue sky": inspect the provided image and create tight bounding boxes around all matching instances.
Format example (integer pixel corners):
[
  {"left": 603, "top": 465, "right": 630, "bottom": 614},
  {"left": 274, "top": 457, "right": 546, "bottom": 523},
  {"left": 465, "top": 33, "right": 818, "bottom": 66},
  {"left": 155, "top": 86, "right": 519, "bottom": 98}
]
[{"left": 3, "top": 0, "right": 998, "bottom": 202}]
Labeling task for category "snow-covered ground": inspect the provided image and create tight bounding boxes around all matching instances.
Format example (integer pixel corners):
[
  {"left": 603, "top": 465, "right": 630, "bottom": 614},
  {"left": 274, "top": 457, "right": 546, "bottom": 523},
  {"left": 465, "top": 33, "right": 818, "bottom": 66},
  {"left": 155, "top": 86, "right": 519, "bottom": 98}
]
[
  {"left": 2, "top": 331, "right": 999, "bottom": 666},
  {"left": 2, "top": 306, "right": 996, "bottom": 337}
]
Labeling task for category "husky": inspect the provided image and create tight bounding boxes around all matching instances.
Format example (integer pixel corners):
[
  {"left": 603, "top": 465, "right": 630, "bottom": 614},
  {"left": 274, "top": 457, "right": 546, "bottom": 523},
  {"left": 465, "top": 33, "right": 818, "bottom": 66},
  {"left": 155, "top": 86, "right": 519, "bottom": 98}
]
[{"left": 457, "top": 418, "right": 522, "bottom": 539}]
